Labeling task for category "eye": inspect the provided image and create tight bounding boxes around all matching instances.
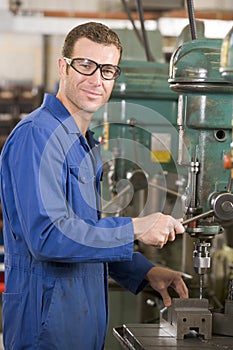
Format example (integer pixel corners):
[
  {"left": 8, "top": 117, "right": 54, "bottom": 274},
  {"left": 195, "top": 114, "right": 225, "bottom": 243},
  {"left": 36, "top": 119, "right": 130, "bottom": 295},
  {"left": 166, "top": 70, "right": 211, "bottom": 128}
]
[
  {"left": 102, "top": 66, "right": 116, "bottom": 76},
  {"left": 80, "top": 61, "right": 92, "bottom": 70}
]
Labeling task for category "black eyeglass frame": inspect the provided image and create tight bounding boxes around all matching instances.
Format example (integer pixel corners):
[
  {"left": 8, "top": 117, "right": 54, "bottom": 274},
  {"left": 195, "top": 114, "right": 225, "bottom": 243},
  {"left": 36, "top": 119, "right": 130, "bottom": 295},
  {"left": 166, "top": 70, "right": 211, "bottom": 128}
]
[{"left": 63, "top": 57, "right": 121, "bottom": 81}]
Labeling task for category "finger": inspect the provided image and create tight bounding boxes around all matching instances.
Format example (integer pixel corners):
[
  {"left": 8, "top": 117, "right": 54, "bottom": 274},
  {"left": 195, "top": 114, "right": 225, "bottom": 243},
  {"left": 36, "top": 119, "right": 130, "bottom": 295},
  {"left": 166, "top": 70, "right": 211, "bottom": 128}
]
[
  {"left": 174, "top": 220, "right": 185, "bottom": 234},
  {"left": 155, "top": 242, "right": 164, "bottom": 249},
  {"left": 161, "top": 233, "right": 170, "bottom": 247},
  {"left": 159, "top": 289, "right": 172, "bottom": 307},
  {"left": 168, "top": 230, "right": 175, "bottom": 241},
  {"left": 178, "top": 281, "right": 189, "bottom": 298},
  {"left": 172, "top": 275, "right": 189, "bottom": 298},
  {"left": 163, "top": 234, "right": 168, "bottom": 245}
]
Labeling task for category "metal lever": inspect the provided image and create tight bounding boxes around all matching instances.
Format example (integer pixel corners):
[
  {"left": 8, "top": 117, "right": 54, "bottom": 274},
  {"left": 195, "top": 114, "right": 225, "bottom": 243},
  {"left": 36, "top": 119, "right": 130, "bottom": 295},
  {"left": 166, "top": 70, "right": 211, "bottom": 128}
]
[{"left": 182, "top": 209, "right": 214, "bottom": 226}]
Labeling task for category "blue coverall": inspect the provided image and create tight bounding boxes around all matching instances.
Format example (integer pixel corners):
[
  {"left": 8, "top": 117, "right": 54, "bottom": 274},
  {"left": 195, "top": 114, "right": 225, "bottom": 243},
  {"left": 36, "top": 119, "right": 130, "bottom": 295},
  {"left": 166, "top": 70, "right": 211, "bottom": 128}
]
[{"left": 0, "top": 94, "right": 154, "bottom": 350}]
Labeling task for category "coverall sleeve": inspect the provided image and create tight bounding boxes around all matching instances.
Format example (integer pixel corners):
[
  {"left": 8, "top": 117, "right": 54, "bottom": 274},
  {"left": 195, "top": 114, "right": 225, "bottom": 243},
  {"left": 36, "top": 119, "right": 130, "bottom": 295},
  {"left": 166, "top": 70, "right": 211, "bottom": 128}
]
[
  {"left": 0, "top": 118, "right": 135, "bottom": 263},
  {"left": 109, "top": 252, "right": 154, "bottom": 294}
]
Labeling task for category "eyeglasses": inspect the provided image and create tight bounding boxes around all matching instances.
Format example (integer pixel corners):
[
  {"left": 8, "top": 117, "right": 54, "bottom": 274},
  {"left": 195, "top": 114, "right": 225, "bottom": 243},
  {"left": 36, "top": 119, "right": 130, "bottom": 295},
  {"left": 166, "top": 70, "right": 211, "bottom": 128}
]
[{"left": 63, "top": 57, "right": 121, "bottom": 81}]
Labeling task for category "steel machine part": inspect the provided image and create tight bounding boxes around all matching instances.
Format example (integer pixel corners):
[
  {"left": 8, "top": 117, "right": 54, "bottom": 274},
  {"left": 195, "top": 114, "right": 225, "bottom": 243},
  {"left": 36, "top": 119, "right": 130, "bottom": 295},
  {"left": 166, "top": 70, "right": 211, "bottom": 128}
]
[
  {"left": 113, "top": 323, "right": 233, "bottom": 349},
  {"left": 193, "top": 242, "right": 211, "bottom": 299},
  {"left": 166, "top": 298, "right": 212, "bottom": 340},
  {"left": 113, "top": 298, "right": 232, "bottom": 349}
]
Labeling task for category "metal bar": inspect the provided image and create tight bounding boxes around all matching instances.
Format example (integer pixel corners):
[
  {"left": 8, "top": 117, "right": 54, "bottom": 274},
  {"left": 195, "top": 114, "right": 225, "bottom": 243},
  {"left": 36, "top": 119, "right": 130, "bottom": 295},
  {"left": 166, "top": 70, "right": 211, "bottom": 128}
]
[{"left": 182, "top": 209, "right": 214, "bottom": 225}]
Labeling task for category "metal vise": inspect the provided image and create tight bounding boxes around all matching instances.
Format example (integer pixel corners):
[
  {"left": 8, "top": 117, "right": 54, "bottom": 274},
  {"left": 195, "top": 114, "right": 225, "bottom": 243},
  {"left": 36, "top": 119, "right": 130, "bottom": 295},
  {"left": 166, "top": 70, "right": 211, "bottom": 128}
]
[{"left": 164, "top": 298, "right": 212, "bottom": 340}]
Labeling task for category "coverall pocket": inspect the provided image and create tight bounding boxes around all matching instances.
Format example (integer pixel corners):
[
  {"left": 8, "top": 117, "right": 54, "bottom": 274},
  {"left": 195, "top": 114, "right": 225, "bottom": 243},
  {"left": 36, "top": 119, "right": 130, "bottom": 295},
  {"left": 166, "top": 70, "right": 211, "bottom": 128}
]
[
  {"left": 69, "top": 165, "right": 96, "bottom": 212},
  {"left": 69, "top": 165, "right": 94, "bottom": 184},
  {"left": 37, "top": 276, "right": 106, "bottom": 350},
  {"left": 2, "top": 292, "right": 22, "bottom": 349}
]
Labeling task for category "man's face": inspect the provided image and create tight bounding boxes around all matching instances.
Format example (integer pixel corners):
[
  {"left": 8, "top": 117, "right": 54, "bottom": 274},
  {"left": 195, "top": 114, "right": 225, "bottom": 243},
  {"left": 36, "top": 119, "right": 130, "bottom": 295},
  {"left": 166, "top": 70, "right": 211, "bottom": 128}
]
[{"left": 59, "top": 37, "right": 121, "bottom": 116}]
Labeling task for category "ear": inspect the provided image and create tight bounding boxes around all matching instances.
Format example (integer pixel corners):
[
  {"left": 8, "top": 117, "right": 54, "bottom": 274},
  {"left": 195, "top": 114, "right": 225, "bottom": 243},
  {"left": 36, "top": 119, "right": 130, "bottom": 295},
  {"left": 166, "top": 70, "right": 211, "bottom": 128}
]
[{"left": 58, "top": 57, "right": 67, "bottom": 78}]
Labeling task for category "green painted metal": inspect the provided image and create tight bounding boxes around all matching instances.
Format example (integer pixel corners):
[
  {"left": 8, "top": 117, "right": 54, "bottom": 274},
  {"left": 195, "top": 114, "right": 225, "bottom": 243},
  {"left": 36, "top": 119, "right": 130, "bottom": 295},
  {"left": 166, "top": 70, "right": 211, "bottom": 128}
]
[
  {"left": 92, "top": 60, "right": 180, "bottom": 180},
  {"left": 114, "top": 28, "right": 166, "bottom": 63},
  {"left": 169, "top": 38, "right": 233, "bottom": 235},
  {"left": 220, "top": 26, "right": 233, "bottom": 83}
]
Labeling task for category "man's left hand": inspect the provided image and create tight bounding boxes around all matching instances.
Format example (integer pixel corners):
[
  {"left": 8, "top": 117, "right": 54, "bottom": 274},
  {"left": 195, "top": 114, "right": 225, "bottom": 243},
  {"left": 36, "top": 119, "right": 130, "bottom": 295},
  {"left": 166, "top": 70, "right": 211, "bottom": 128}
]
[{"left": 145, "top": 266, "right": 189, "bottom": 307}]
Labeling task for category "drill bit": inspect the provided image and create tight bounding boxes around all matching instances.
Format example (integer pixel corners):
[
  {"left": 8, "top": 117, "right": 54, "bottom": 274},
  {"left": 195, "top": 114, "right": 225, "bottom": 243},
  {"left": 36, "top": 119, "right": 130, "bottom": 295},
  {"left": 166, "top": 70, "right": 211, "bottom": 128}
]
[{"left": 199, "top": 274, "right": 204, "bottom": 299}]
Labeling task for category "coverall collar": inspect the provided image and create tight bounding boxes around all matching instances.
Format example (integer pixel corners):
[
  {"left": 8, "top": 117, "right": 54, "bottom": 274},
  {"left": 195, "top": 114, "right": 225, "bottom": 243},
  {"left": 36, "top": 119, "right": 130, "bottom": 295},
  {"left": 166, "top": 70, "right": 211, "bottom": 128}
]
[{"left": 42, "top": 93, "right": 99, "bottom": 148}]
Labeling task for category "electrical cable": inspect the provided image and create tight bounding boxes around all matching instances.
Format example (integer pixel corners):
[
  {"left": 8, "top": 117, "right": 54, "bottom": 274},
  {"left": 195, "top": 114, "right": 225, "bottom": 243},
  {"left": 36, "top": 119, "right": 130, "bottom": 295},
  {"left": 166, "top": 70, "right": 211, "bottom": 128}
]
[
  {"left": 121, "top": 0, "right": 155, "bottom": 61},
  {"left": 135, "top": 0, "right": 154, "bottom": 61},
  {"left": 186, "top": 0, "right": 198, "bottom": 40},
  {"left": 121, "top": 0, "right": 144, "bottom": 46}
]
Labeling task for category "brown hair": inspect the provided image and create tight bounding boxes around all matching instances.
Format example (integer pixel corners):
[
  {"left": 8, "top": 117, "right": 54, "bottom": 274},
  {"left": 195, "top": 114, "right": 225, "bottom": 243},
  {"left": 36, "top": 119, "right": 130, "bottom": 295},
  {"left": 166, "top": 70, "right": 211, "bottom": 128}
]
[{"left": 62, "top": 22, "right": 122, "bottom": 62}]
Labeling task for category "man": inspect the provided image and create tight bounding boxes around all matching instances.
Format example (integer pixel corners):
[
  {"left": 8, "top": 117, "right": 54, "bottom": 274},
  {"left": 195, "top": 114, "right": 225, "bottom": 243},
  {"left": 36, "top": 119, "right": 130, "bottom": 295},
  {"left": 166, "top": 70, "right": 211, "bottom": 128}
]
[{"left": 0, "top": 22, "right": 188, "bottom": 350}]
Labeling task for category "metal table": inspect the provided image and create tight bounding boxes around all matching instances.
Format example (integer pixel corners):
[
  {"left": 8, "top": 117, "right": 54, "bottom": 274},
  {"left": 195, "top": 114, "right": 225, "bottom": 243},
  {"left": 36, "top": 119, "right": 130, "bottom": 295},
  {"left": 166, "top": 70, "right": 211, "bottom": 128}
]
[{"left": 113, "top": 323, "right": 233, "bottom": 349}]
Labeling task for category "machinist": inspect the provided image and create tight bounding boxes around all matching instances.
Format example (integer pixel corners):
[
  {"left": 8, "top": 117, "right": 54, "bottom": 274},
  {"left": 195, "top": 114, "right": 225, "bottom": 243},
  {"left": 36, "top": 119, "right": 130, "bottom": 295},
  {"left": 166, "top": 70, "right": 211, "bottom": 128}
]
[{"left": 0, "top": 21, "right": 188, "bottom": 350}]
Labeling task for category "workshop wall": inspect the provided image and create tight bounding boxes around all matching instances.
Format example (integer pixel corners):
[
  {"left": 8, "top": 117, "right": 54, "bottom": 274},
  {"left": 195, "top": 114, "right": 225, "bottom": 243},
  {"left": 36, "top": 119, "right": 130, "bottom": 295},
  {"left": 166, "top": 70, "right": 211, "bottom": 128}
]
[{"left": 1, "top": 0, "right": 233, "bottom": 92}]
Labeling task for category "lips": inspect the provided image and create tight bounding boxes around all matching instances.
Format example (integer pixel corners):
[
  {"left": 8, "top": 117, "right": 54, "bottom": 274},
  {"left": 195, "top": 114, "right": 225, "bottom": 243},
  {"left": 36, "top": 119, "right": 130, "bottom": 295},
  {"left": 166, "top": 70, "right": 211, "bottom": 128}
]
[{"left": 82, "top": 88, "right": 102, "bottom": 98}]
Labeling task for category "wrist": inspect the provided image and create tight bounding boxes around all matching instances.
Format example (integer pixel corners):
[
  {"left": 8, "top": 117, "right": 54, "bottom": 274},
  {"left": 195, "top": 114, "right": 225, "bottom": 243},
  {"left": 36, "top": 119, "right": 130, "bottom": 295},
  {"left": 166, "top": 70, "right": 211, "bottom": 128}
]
[{"left": 132, "top": 217, "right": 143, "bottom": 240}]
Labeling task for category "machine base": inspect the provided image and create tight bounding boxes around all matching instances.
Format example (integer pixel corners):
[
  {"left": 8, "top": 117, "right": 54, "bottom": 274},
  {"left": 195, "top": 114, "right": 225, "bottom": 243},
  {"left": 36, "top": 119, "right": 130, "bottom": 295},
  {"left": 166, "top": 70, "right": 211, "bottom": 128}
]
[{"left": 113, "top": 323, "right": 233, "bottom": 349}]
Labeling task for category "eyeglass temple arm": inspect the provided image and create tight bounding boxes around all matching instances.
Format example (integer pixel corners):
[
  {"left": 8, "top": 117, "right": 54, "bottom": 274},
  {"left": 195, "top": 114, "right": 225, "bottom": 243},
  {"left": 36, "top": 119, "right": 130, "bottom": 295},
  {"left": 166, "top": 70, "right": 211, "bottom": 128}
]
[{"left": 63, "top": 57, "right": 72, "bottom": 65}]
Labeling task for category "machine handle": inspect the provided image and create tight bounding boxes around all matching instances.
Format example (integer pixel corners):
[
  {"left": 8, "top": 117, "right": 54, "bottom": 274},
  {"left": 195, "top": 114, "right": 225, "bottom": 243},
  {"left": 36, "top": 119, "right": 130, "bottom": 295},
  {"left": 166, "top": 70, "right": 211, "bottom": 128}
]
[{"left": 182, "top": 209, "right": 214, "bottom": 225}]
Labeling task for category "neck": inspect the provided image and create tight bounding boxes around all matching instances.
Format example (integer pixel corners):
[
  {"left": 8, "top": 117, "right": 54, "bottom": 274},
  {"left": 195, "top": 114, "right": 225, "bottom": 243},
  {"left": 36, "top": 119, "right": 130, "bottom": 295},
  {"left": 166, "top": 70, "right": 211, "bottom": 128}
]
[
  {"left": 56, "top": 92, "right": 92, "bottom": 137},
  {"left": 72, "top": 111, "right": 91, "bottom": 136}
]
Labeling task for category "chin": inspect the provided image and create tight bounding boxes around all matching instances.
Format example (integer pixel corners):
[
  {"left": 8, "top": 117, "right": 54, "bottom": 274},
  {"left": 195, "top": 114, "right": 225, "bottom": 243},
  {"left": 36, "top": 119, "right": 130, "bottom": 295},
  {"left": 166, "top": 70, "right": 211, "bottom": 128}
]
[{"left": 86, "top": 101, "right": 104, "bottom": 113}]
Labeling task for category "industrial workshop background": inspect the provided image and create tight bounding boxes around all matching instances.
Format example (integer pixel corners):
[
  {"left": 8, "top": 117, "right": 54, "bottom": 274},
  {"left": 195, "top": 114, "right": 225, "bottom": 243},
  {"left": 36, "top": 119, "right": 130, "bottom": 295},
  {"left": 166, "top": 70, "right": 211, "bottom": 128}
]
[{"left": 1, "top": 0, "right": 233, "bottom": 349}]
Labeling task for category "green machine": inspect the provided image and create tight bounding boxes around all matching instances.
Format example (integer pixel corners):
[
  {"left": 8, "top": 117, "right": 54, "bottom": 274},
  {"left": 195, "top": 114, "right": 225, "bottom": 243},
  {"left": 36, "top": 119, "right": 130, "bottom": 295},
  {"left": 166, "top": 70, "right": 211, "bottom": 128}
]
[
  {"left": 220, "top": 26, "right": 233, "bottom": 84},
  {"left": 91, "top": 43, "right": 188, "bottom": 350},
  {"left": 91, "top": 59, "right": 189, "bottom": 282},
  {"left": 93, "top": 58, "right": 187, "bottom": 350},
  {"left": 110, "top": 59, "right": 179, "bottom": 174},
  {"left": 169, "top": 38, "right": 233, "bottom": 225},
  {"left": 168, "top": 31, "right": 233, "bottom": 305},
  {"left": 111, "top": 0, "right": 233, "bottom": 346},
  {"left": 112, "top": 25, "right": 233, "bottom": 350},
  {"left": 92, "top": 60, "right": 184, "bottom": 222}
]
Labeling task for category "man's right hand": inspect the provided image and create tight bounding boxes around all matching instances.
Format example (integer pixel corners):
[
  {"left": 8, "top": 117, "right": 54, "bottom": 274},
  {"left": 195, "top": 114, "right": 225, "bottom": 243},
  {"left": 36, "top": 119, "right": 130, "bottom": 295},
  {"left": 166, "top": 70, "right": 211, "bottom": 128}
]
[{"left": 133, "top": 212, "right": 184, "bottom": 248}]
